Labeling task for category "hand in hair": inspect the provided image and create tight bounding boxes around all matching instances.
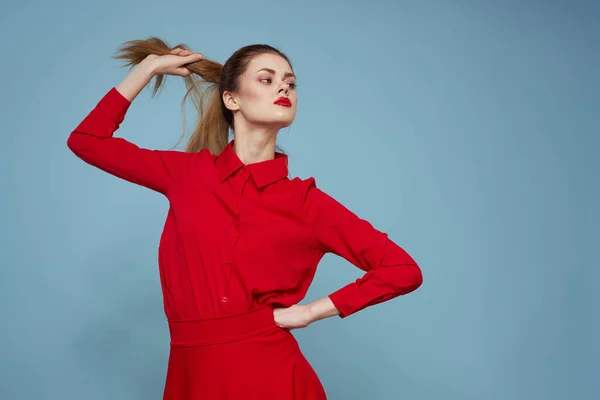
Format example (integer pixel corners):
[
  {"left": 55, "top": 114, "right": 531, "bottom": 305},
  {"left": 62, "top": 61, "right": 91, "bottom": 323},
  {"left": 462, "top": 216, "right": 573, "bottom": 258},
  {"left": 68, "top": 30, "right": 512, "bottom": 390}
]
[
  {"left": 144, "top": 48, "right": 204, "bottom": 77},
  {"left": 112, "top": 37, "right": 225, "bottom": 153}
]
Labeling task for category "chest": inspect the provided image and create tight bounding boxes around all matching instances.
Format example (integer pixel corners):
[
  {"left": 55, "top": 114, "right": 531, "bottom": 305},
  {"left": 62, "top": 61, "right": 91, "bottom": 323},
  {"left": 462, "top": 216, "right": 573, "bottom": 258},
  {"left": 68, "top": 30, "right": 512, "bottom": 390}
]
[{"left": 167, "top": 171, "right": 316, "bottom": 276}]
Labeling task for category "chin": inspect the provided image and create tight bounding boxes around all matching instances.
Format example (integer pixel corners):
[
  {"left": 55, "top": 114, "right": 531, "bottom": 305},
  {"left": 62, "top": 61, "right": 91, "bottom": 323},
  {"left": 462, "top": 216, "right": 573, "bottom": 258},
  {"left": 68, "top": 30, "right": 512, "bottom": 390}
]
[
  {"left": 276, "top": 119, "right": 294, "bottom": 129},
  {"left": 266, "top": 116, "right": 295, "bottom": 129}
]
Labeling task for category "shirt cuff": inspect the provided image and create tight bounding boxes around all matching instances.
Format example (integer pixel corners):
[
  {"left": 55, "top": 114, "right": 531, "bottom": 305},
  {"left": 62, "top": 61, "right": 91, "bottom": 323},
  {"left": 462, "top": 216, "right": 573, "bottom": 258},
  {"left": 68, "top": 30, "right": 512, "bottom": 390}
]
[
  {"left": 73, "top": 87, "right": 132, "bottom": 139},
  {"left": 328, "top": 283, "right": 362, "bottom": 319},
  {"left": 96, "top": 87, "right": 132, "bottom": 124}
]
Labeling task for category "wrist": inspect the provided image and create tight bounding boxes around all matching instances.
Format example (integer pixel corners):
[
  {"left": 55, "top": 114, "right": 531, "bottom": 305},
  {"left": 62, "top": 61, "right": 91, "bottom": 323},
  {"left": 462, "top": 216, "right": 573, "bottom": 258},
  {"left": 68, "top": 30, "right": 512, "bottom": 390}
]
[
  {"left": 116, "top": 59, "right": 156, "bottom": 102},
  {"left": 137, "top": 57, "right": 158, "bottom": 78},
  {"left": 305, "top": 303, "right": 317, "bottom": 324},
  {"left": 306, "top": 296, "right": 340, "bottom": 324}
]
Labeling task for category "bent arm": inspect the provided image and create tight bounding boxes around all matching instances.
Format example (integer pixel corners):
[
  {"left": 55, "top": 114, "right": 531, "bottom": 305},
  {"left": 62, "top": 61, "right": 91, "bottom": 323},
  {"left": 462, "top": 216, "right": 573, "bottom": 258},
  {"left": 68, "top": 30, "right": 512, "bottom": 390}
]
[
  {"left": 66, "top": 63, "right": 194, "bottom": 195},
  {"left": 303, "top": 179, "right": 423, "bottom": 319}
]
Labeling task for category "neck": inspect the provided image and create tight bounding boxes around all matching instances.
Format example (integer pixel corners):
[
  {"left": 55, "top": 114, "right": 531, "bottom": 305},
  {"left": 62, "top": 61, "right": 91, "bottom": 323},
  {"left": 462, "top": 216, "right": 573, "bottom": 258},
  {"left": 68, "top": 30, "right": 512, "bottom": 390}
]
[{"left": 232, "top": 120, "right": 280, "bottom": 165}]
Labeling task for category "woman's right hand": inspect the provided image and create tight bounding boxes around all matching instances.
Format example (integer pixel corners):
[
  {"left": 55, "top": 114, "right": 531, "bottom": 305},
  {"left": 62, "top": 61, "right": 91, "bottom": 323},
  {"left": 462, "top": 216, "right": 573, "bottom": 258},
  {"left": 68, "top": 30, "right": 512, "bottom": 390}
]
[{"left": 143, "top": 48, "right": 204, "bottom": 77}]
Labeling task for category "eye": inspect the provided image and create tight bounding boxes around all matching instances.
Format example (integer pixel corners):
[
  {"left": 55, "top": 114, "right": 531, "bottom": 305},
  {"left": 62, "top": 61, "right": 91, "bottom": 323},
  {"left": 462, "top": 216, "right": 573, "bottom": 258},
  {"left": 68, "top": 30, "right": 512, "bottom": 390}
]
[{"left": 259, "top": 77, "right": 297, "bottom": 89}]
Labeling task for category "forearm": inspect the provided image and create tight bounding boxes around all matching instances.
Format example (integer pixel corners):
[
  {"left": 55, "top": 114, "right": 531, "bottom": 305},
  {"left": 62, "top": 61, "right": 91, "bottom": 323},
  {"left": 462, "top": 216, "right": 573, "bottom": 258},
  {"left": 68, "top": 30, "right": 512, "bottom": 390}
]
[
  {"left": 115, "top": 59, "right": 155, "bottom": 102},
  {"left": 307, "top": 296, "right": 340, "bottom": 323},
  {"left": 67, "top": 64, "right": 189, "bottom": 194}
]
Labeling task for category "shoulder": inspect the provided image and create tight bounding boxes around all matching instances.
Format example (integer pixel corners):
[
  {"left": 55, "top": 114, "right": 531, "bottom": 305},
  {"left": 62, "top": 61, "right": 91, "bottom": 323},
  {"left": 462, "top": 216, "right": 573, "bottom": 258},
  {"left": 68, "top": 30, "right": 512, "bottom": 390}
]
[
  {"left": 288, "top": 176, "right": 316, "bottom": 198},
  {"left": 289, "top": 176, "right": 361, "bottom": 222},
  {"left": 196, "top": 147, "right": 216, "bottom": 162},
  {"left": 287, "top": 176, "right": 333, "bottom": 210},
  {"left": 187, "top": 147, "right": 217, "bottom": 170},
  {"left": 157, "top": 147, "right": 216, "bottom": 177},
  {"left": 156, "top": 147, "right": 213, "bottom": 162}
]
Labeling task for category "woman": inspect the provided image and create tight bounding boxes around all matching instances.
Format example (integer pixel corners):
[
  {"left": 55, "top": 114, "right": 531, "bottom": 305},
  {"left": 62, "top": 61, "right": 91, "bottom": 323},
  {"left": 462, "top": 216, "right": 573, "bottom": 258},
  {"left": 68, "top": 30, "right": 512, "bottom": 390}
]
[{"left": 67, "top": 37, "right": 423, "bottom": 399}]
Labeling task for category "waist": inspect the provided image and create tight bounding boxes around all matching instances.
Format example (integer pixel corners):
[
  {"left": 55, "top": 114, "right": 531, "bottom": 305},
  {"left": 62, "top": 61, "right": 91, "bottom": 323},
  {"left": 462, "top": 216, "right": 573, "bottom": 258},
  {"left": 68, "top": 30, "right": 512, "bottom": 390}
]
[{"left": 167, "top": 305, "right": 278, "bottom": 347}]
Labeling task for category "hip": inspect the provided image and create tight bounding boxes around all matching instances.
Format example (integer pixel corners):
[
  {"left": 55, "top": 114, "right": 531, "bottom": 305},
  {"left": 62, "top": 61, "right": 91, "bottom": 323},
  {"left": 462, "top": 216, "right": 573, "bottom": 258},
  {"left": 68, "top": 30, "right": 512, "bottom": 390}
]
[{"left": 163, "top": 305, "right": 327, "bottom": 399}]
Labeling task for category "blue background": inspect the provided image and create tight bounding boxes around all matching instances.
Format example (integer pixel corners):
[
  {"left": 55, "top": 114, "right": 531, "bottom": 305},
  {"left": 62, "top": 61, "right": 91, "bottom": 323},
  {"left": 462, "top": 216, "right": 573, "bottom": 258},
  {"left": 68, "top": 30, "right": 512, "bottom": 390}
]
[{"left": 1, "top": 1, "right": 597, "bottom": 399}]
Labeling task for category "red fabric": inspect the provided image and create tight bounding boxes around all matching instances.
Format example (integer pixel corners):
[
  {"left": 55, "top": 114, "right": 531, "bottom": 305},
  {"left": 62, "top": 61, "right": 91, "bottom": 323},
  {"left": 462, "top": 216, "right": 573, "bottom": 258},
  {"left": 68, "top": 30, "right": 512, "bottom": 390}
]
[
  {"left": 164, "top": 305, "right": 327, "bottom": 399},
  {"left": 67, "top": 87, "right": 423, "bottom": 397}
]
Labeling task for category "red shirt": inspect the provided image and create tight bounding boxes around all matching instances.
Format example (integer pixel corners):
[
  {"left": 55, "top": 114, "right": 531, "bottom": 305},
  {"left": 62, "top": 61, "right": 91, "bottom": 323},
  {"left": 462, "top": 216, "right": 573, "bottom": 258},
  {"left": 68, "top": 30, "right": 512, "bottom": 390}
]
[{"left": 67, "top": 87, "right": 423, "bottom": 320}]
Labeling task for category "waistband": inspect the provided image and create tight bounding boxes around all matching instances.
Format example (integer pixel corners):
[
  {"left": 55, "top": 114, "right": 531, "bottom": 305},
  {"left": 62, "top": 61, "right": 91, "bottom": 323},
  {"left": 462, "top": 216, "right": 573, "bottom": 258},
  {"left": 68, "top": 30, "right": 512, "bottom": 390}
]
[{"left": 168, "top": 305, "right": 278, "bottom": 347}]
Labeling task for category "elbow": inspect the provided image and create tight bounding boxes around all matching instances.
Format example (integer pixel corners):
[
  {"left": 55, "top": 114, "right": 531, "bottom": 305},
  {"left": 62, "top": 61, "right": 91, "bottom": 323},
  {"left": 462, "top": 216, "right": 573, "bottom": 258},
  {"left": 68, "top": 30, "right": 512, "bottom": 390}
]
[
  {"left": 66, "top": 132, "right": 78, "bottom": 153},
  {"left": 66, "top": 131, "right": 88, "bottom": 157},
  {"left": 66, "top": 131, "right": 82, "bottom": 151},
  {"left": 413, "top": 265, "right": 423, "bottom": 290},
  {"left": 401, "top": 264, "right": 423, "bottom": 293}
]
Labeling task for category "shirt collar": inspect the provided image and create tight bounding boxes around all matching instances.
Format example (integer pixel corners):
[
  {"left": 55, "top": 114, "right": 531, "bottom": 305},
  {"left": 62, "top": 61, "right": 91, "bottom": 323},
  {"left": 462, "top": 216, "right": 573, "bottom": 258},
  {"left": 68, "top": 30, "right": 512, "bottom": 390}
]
[{"left": 216, "top": 140, "right": 289, "bottom": 189}]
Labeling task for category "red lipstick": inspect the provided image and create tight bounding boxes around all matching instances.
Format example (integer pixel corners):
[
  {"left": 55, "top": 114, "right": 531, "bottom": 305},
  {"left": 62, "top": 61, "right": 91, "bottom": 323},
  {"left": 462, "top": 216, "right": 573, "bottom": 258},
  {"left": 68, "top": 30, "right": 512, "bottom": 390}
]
[{"left": 274, "top": 97, "right": 292, "bottom": 107}]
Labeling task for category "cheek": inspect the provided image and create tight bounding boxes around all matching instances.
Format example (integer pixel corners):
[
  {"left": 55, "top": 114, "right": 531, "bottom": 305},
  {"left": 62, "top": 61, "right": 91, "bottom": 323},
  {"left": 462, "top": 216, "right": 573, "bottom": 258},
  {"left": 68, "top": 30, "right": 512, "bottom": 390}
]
[{"left": 240, "top": 82, "right": 269, "bottom": 103}]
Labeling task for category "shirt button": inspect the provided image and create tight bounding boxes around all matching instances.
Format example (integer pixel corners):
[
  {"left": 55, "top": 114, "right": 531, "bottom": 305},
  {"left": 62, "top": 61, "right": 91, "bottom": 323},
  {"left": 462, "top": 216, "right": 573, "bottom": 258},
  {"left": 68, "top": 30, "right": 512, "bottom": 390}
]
[{"left": 221, "top": 296, "right": 228, "bottom": 303}]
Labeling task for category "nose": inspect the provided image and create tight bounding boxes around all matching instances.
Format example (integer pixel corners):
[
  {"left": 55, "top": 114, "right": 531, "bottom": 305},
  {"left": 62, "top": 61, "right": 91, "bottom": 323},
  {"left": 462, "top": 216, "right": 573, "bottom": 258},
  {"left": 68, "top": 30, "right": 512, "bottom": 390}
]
[{"left": 277, "top": 82, "right": 289, "bottom": 95}]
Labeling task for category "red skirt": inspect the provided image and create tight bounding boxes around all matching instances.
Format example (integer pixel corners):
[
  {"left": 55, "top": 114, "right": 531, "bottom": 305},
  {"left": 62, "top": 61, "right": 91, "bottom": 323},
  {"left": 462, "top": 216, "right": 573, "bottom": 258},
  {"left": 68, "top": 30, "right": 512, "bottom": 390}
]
[{"left": 163, "top": 305, "right": 328, "bottom": 399}]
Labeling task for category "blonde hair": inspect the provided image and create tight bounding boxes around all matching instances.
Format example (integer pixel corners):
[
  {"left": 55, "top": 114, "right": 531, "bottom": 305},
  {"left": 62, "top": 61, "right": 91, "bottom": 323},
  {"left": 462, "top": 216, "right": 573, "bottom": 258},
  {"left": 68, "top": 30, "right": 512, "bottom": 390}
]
[{"left": 112, "top": 37, "right": 293, "bottom": 155}]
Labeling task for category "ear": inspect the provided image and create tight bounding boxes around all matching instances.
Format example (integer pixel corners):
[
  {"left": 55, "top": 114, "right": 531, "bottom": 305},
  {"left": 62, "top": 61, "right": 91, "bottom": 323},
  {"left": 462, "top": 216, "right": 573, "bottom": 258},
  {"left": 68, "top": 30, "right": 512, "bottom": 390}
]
[{"left": 222, "top": 90, "right": 240, "bottom": 111}]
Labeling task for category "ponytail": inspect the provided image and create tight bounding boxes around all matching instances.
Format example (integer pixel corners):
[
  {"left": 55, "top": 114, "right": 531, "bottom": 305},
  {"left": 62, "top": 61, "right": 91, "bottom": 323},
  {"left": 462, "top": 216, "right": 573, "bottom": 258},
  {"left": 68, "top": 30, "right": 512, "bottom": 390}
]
[{"left": 113, "top": 37, "right": 230, "bottom": 155}]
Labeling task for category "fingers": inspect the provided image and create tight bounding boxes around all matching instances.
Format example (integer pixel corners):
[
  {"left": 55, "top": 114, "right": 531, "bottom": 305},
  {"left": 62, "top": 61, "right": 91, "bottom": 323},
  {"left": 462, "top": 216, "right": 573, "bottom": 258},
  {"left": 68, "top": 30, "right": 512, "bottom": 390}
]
[
  {"left": 180, "top": 53, "right": 204, "bottom": 67},
  {"left": 188, "top": 53, "right": 204, "bottom": 62},
  {"left": 164, "top": 48, "right": 204, "bottom": 77},
  {"left": 170, "top": 48, "right": 203, "bottom": 59}
]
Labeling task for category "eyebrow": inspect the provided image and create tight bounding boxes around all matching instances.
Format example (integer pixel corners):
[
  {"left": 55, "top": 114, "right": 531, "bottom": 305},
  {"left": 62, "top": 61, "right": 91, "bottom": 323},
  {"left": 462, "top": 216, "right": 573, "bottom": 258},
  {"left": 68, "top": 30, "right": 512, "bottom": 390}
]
[{"left": 256, "top": 68, "right": 296, "bottom": 79}]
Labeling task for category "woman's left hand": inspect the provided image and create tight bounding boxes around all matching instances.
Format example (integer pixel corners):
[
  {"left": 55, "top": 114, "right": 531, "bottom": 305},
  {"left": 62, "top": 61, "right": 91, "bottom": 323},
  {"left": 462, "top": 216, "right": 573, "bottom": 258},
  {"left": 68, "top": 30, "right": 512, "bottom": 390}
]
[{"left": 273, "top": 304, "right": 313, "bottom": 331}]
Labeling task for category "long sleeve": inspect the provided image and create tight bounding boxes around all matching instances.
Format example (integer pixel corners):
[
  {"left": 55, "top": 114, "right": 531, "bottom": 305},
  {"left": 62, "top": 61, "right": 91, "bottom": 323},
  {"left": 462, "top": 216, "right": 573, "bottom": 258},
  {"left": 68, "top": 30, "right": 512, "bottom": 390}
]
[
  {"left": 66, "top": 87, "right": 194, "bottom": 195},
  {"left": 302, "top": 178, "right": 423, "bottom": 318}
]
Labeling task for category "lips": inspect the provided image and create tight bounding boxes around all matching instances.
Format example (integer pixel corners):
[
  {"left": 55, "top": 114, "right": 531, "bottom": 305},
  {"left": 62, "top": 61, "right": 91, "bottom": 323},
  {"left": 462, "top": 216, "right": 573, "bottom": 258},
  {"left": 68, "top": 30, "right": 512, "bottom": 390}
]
[{"left": 274, "top": 97, "right": 292, "bottom": 107}]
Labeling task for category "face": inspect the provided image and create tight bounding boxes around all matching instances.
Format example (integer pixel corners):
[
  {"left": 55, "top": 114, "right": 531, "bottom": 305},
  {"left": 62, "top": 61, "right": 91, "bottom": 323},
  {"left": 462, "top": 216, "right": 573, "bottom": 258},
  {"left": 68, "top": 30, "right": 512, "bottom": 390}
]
[{"left": 224, "top": 52, "right": 297, "bottom": 130}]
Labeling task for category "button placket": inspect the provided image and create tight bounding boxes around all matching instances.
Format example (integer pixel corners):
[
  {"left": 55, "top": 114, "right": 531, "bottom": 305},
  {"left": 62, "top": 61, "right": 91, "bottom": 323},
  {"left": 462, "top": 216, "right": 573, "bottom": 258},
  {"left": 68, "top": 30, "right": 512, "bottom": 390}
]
[
  {"left": 223, "top": 168, "right": 248, "bottom": 308},
  {"left": 221, "top": 258, "right": 232, "bottom": 305},
  {"left": 224, "top": 259, "right": 233, "bottom": 281},
  {"left": 231, "top": 169, "right": 248, "bottom": 245}
]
